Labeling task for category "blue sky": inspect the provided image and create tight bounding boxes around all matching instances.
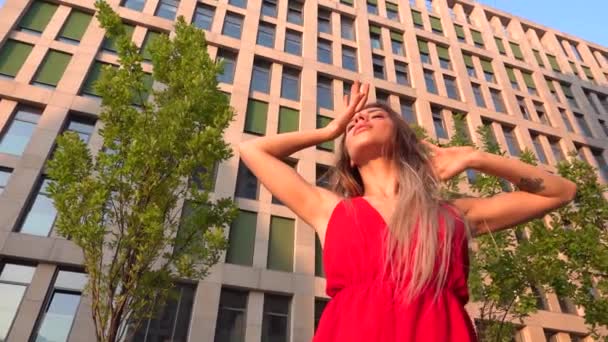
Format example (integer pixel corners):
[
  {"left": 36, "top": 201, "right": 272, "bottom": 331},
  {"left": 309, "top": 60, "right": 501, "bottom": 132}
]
[
  {"left": 478, "top": 0, "right": 607, "bottom": 47},
  {"left": 0, "top": 0, "right": 605, "bottom": 47}
]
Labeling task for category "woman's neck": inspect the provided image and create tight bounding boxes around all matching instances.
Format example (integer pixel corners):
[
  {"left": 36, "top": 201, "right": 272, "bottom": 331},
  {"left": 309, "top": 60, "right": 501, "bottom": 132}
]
[{"left": 358, "top": 158, "right": 398, "bottom": 199}]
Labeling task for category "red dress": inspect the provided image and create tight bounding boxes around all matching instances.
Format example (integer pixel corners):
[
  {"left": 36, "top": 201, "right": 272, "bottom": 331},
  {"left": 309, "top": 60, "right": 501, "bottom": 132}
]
[{"left": 313, "top": 197, "right": 477, "bottom": 342}]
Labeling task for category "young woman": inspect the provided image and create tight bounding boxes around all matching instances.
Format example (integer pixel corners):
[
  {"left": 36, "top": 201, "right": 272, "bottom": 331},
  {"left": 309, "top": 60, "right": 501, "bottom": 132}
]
[{"left": 239, "top": 81, "right": 576, "bottom": 341}]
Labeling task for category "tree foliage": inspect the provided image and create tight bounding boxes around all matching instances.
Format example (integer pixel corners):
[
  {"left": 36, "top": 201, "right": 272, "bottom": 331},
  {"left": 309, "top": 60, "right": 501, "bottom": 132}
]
[{"left": 46, "top": 1, "right": 237, "bottom": 341}]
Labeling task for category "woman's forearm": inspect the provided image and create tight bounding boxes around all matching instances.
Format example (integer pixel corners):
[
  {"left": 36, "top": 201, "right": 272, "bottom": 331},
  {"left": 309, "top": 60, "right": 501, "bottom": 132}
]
[
  {"left": 240, "top": 126, "right": 334, "bottom": 158},
  {"left": 469, "top": 150, "right": 577, "bottom": 201}
]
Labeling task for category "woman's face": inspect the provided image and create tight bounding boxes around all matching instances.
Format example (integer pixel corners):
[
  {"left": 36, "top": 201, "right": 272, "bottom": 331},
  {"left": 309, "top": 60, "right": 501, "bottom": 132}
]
[{"left": 344, "top": 106, "right": 395, "bottom": 166}]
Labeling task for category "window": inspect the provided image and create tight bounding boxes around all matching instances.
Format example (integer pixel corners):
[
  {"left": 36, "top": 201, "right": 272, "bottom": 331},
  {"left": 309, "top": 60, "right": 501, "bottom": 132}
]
[
  {"left": 341, "top": 0, "right": 353, "bottom": 8},
  {"left": 19, "top": 1, "right": 58, "bottom": 33},
  {"left": 431, "top": 107, "right": 447, "bottom": 139},
  {"left": 281, "top": 67, "right": 300, "bottom": 101},
  {"left": 395, "top": 62, "right": 409, "bottom": 85},
  {"left": 214, "top": 288, "right": 248, "bottom": 342},
  {"left": 574, "top": 113, "right": 592, "bottom": 137},
  {"left": 585, "top": 91, "right": 601, "bottom": 114},
  {"left": 287, "top": 0, "right": 303, "bottom": 25},
  {"left": 418, "top": 39, "right": 430, "bottom": 64},
  {"left": 317, "top": 39, "right": 332, "bottom": 64},
  {"left": 141, "top": 31, "right": 162, "bottom": 61},
  {"left": 531, "top": 285, "right": 549, "bottom": 310},
  {"left": 342, "top": 46, "right": 358, "bottom": 72},
  {"left": 437, "top": 46, "right": 451, "bottom": 69},
  {"left": 558, "top": 295, "right": 578, "bottom": 315},
  {"left": 531, "top": 134, "right": 547, "bottom": 164},
  {"left": 155, "top": 0, "right": 178, "bottom": 19},
  {"left": 0, "top": 40, "right": 33, "bottom": 78},
  {"left": 503, "top": 126, "right": 520, "bottom": 157},
  {"left": 534, "top": 102, "right": 550, "bottom": 125},
  {"left": 133, "top": 283, "right": 195, "bottom": 342},
  {"left": 317, "top": 76, "right": 333, "bottom": 110},
  {"left": 121, "top": 0, "right": 145, "bottom": 11},
  {"left": 17, "top": 178, "right": 56, "bottom": 236},
  {"left": 545, "top": 79, "right": 559, "bottom": 101},
  {"left": 284, "top": 29, "right": 302, "bottom": 55},
  {"left": 560, "top": 109, "right": 574, "bottom": 133},
  {"left": 0, "top": 262, "right": 36, "bottom": 340},
  {"left": 571, "top": 44, "right": 583, "bottom": 61},
  {"left": 509, "top": 42, "right": 524, "bottom": 61},
  {"left": 193, "top": 4, "right": 214, "bottom": 30},
  {"left": 0, "top": 168, "right": 11, "bottom": 194},
  {"left": 544, "top": 330, "right": 557, "bottom": 342},
  {"left": 318, "top": 8, "right": 332, "bottom": 34},
  {"left": 57, "top": 10, "right": 92, "bottom": 44},
  {"left": 64, "top": 115, "right": 95, "bottom": 143},
  {"left": 424, "top": 70, "right": 437, "bottom": 94},
  {"left": 386, "top": 2, "right": 399, "bottom": 20},
  {"left": 244, "top": 99, "right": 268, "bottom": 135},
  {"left": 582, "top": 66, "right": 595, "bottom": 83},
  {"left": 372, "top": 55, "right": 385, "bottom": 79},
  {"left": 481, "top": 59, "right": 494, "bottom": 82},
  {"left": 430, "top": 16, "right": 442, "bottom": 35},
  {"left": 444, "top": 76, "right": 459, "bottom": 100},
  {"left": 251, "top": 59, "right": 271, "bottom": 93},
  {"left": 547, "top": 54, "right": 561, "bottom": 72},
  {"left": 317, "top": 115, "right": 334, "bottom": 151},
  {"left": 370, "top": 26, "right": 382, "bottom": 50},
  {"left": 235, "top": 159, "right": 258, "bottom": 199},
  {"left": 600, "top": 119, "right": 608, "bottom": 137},
  {"left": 515, "top": 97, "right": 529, "bottom": 120},
  {"left": 278, "top": 107, "right": 299, "bottom": 133},
  {"left": 592, "top": 149, "right": 608, "bottom": 180},
  {"left": 425, "top": 0, "right": 433, "bottom": 11},
  {"left": 222, "top": 12, "right": 243, "bottom": 39},
  {"left": 463, "top": 54, "right": 475, "bottom": 77},
  {"left": 341, "top": 17, "right": 355, "bottom": 40},
  {"left": 229, "top": 0, "right": 246, "bottom": 8},
  {"left": 471, "top": 30, "right": 484, "bottom": 48},
  {"left": 316, "top": 164, "right": 331, "bottom": 189},
  {"left": 32, "top": 50, "right": 71, "bottom": 87},
  {"left": 262, "top": 0, "right": 277, "bottom": 17},
  {"left": 494, "top": 37, "right": 506, "bottom": 55},
  {"left": 267, "top": 216, "right": 294, "bottom": 271},
  {"left": 454, "top": 24, "right": 466, "bottom": 43},
  {"left": 560, "top": 83, "right": 578, "bottom": 108},
  {"left": 391, "top": 32, "right": 404, "bottom": 56},
  {"left": 533, "top": 49, "right": 545, "bottom": 67},
  {"left": 400, "top": 98, "right": 416, "bottom": 123},
  {"left": 0, "top": 107, "right": 41, "bottom": 156},
  {"left": 505, "top": 66, "right": 518, "bottom": 90},
  {"left": 257, "top": 22, "right": 275, "bottom": 48},
  {"left": 569, "top": 61, "right": 579, "bottom": 77},
  {"left": 314, "top": 298, "right": 329, "bottom": 331},
  {"left": 376, "top": 91, "right": 390, "bottom": 104},
  {"left": 549, "top": 139, "right": 565, "bottom": 162},
  {"left": 522, "top": 72, "right": 537, "bottom": 95},
  {"left": 490, "top": 89, "right": 506, "bottom": 113},
  {"left": 226, "top": 210, "right": 257, "bottom": 265},
  {"left": 102, "top": 24, "right": 135, "bottom": 53},
  {"left": 367, "top": 0, "right": 378, "bottom": 15},
  {"left": 472, "top": 83, "right": 485, "bottom": 107},
  {"left": 32, "top": 271, "right": 87, "bottom": 342},
  {"left": 262, "top": 294, "right": 290, "bottom": 341},
  {"left": 600, "top": 94, "right": 608, "bottom": 112},
  {"left": 217, "top": 50, "right": 237, "bottom": 84},
  {"left": 411, "top": 10, "right": 423, "bottom": 28}
]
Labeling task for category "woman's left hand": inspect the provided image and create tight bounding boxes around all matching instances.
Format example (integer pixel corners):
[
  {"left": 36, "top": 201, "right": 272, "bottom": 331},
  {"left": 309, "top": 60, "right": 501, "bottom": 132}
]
[{"left": 422, "top": 141, "right": 478, "bottom": 181}]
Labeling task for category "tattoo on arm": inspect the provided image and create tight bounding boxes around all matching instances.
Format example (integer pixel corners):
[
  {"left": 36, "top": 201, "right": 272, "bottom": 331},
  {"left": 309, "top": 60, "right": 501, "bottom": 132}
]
[{"left": 517, "top": 177, "right": 545, "bottom": 193}]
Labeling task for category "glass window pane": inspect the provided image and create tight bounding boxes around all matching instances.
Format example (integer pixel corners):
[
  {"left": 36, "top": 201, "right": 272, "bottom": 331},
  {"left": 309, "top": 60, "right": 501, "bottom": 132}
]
[
  {"left": 285, "top": 30, "right": 301, "bottom": 55},
  {"left": 58, "top": 10, "right": 92, "bottom": 42},
  {"left": 19, "top": 179, "right": 57, "bottom": 236},
  {"left": 317, "top": 77, "right": 333, "bottom": 110},
  {"left": 214, "top": 289, "right": 247, "bottom": 342},
  {"left": 226, "top": 210, "right": 257, "bottom": 265},
  {"left": 251, "top": 61, "right": 271, "bottom": 93},
  {"left": 0, "top": 109, "right": 41, "bottom": 156},
  {"left": 141, "top": 31, "right": 163, "bottom": 61},
  {"left": 222, "top": 13, "right": 243, "bottom": 38},
  {"left": 122, "top": 0, "right": 146, "bottom": 11},
  {"left": 424, "top": 70, "right": 436, "bottom": 94},
  {"left": 193, "top": 4, "right": 214, "bottom": 30},
  {"left": 217, "top": 50, "right": 236, "bottom": 84},
  {"left": 0, "top": 264, "right": 36, "bottom": 283},
  {"left": 267, "top": 216, "right": 294, "bottom": 272},
  {"left": 0, "top": 40, "right": 34, "bottom": 77},
  {"left": 155, "top": 0, "right": 179, "bottom": 20},
  {"left": 34, "top": 291, "right": 81, "bottom": 342},
  {"left": 229, "top": 0, "right": 247, "bottom": 8},
  {"left": 235, "top": 160, "right": 258, "bottom": 199},
  {"left": 54, "top": 271, "right": 87, "bottom": 291},
  {"left": 0, "top": 283, "right": 27, "bottom": 340},
  {"left": 281, "top": 70, "right": 300, "bottom": 101},
  {"left": 317, "top": 40, "right": 332, "bottom": 64},
  {"left": 102, "top": 24, "right": 135, "bottom": 53},
  {"left": 33, "top": 50, "right": 71, "bottom": 87},
  {"left": 19, "top": 1, "right": 58, "bottom": 33},
  {"left": 257, "top": 23, "right": 275, "bottom": 48},
  {"left": 262, "top": 0, "right": 277, "bottom": 17}
]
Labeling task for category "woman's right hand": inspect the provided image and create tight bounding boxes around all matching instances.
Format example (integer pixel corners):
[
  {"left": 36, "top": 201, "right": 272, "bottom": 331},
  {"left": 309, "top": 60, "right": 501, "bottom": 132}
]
[{"left": 324, "top": 81, "right": 370, "bottom": 140}]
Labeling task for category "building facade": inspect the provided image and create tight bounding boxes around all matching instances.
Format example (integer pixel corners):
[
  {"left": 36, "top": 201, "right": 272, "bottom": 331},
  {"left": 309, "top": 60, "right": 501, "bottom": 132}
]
[{"left": 0, "top": 0, "right": 607, "bottom": 341}]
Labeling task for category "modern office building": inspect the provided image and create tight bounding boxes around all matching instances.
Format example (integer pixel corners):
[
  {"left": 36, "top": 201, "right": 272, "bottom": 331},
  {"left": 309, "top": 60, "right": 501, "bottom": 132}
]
[{"left": 0, "top": 0, "right": 606, "bottom": 341}]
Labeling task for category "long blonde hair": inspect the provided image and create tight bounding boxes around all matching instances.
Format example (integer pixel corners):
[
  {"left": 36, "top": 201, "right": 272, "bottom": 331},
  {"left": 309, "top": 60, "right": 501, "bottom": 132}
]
[{"left": 327, "top": 102, "right": 463, "bottom": 303}]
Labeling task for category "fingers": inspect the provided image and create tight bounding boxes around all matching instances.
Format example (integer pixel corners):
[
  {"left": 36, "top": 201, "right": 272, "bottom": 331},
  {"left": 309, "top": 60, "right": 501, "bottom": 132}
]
[
  {"left": 351, "top": 80, "right": 360, "bottom": 98},
  {"left": 343, "top": 94, "right": 349, "bottom": 108},
  {"left": 355, "top": 83, "right": 369, "bottom": 112}
]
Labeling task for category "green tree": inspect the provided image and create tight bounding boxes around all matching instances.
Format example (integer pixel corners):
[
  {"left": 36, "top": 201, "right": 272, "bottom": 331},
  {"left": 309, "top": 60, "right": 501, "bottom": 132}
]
[
  {"left": 442, "top": 115, "right": 608, "bottom": 341},
  {"left": 46, "top": 1, "right": 237, "bottom": 341}
]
